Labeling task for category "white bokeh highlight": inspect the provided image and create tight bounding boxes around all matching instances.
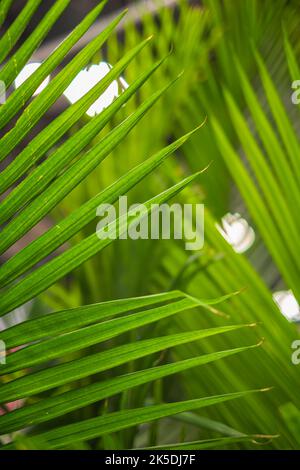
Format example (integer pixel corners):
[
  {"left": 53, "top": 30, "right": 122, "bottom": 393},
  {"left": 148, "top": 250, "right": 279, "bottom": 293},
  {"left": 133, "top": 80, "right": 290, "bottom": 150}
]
[
  {"left": 273, "top": 290, "right": 300, "bottom": 322},
  {"left": 216, "top": 212, "right": 255, "bottom": 253},
  {"left": 14, "top": 62, "right": 50, "bottom": 96},
  {"left": 63, "top": 62, "right": 129, "bottom": 117}
]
